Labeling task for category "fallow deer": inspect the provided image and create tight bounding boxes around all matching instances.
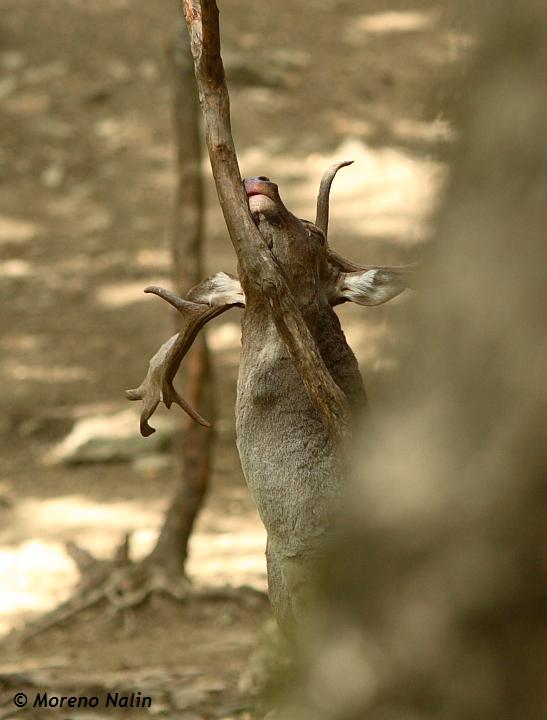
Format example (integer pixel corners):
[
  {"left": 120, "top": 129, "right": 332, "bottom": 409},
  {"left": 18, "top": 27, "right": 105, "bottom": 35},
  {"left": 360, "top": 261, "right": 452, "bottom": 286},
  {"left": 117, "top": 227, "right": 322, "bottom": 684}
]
[{"left": 127, "top": 161, "right": 414, "bottom": 634}]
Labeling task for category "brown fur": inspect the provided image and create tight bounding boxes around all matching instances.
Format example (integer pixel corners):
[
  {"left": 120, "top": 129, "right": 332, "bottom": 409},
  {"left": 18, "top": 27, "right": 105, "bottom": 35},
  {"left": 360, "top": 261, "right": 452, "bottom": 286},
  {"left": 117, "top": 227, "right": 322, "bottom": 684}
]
[{"left": 236, "top": 183, "right": 367, "bottom": 635}]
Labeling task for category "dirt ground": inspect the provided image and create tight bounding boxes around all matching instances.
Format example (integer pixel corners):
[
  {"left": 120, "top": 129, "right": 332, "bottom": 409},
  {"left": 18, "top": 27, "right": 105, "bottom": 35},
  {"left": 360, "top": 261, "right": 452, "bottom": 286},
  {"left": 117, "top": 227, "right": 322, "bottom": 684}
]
[{"left": 0, "top": 0, "right": 464, "bottom": 717}]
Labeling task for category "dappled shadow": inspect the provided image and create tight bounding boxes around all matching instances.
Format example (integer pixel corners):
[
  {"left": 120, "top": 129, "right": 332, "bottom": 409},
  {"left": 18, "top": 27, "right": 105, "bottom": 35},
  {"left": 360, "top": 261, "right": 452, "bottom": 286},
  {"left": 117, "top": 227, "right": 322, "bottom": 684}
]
[
  {"left": 0, "top": 489, "right": 266, "bottom": 636},
  {"left": 0, "top": 1, "right": 461, "bottom": 713}
]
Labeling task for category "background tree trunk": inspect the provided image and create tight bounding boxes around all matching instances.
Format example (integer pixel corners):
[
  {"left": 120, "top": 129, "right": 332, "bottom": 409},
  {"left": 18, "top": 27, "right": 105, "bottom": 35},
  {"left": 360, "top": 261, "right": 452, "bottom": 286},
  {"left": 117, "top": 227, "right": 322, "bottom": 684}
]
[
  {"left": 144, "top": 19, "right": 213, "bottom": 578},
  {"left": 289, "top": 1, "right": 547, "bottom": 718}
]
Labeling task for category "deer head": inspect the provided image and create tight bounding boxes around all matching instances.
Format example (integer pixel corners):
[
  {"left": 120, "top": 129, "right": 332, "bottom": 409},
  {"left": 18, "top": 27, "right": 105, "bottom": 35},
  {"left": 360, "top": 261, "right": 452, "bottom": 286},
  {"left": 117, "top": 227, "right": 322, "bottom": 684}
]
[{"left": 126, "top": 162, "right": 416, "bottom": 435}]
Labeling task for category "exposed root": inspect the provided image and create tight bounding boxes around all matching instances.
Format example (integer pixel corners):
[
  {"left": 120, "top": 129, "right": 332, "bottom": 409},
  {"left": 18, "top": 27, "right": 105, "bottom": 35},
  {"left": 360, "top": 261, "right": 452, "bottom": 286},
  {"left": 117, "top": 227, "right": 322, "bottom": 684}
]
[{"left": 3, "top": 534, "right": 268, "bottom": 650}]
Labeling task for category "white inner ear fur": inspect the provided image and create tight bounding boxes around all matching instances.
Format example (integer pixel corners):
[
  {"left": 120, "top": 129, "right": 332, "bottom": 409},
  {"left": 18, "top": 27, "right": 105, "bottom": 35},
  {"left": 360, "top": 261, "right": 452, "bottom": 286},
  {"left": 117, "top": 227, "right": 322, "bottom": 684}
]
[
  {"left": 341, "top": 269, "right": 405, "bottom": 306},
  {"left": 208, "top": 272, "right": 246, "bottom": 306}
]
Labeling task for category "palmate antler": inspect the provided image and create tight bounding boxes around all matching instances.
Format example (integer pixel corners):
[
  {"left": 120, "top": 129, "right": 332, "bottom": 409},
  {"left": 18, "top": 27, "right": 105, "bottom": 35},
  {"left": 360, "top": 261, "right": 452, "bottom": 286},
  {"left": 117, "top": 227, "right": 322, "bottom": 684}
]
[{"left": 126, "top": 272, "right": 244, "bottom": 436}]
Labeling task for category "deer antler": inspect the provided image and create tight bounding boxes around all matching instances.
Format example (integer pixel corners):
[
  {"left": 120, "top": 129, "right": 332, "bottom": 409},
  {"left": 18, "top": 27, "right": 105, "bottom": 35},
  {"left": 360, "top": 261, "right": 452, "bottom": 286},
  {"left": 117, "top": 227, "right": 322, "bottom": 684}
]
[
  {"left": 314, "top": 159, "right": 373, "bottom": 272},
  {"left": 126, "top": 272, "right": 244, "bottom": 436},
  {"left": 314, "top": 161, "right": 420, "bottom": 284},
  {"left": 315, "top": 160, "right": 354, "bottom": 237}
]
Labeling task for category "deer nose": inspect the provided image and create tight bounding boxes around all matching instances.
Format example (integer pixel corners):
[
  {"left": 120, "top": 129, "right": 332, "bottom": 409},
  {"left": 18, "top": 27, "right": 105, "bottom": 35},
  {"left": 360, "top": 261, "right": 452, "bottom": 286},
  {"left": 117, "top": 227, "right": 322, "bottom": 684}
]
[{"left": 256, "top": 176, "right": 270, "bottom": 181}]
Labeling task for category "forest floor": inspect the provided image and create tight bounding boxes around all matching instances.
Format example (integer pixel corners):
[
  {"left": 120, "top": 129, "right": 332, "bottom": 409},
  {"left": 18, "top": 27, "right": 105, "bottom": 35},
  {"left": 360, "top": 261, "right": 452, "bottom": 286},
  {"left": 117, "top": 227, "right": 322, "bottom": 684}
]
[{"left": 0, "top": 0, "right": 465, "bottom": 717}]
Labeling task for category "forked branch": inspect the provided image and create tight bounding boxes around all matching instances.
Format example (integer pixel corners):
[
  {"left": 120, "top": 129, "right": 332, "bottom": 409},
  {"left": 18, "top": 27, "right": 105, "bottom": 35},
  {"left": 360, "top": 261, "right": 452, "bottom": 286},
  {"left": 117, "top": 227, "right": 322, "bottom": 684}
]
[{"left": 182, "top": 0, "right": 351, "bottom": 443}]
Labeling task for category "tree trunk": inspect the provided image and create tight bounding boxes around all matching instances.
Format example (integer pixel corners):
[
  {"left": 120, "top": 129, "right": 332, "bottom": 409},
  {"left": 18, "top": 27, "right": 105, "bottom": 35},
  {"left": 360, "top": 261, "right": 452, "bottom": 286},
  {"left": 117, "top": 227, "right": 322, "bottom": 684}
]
[
  {"left": 289, "top": 1, "right": 547, "bottom": 718},
  {"left": 144, "top": 20, "right": 213, "bottom": 577}
]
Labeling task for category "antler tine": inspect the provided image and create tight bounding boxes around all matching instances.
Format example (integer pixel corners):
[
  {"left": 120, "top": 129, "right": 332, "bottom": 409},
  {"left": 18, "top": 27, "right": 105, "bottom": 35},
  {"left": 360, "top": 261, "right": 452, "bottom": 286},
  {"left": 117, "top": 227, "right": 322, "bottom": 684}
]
[
  {"left": 315, "top": 160, "right": 354, "bottom": 237},
  {"left": 148, "top": 288, "right": 231, "bottom": 415},
  {"left": 126, "top": 325, "right": 212, "bottom": 433},
  {"left": 315, "top": 161, "right": 421, "bottom": 279},
  {"left": 125, "top": 297, "right": 225, "bottom": 434},
  {"left": 125, "top": 333, "right": 185, "bottom": 436},
  {"left": 144, "top": 285, "right": 193, "bottom": 313}
]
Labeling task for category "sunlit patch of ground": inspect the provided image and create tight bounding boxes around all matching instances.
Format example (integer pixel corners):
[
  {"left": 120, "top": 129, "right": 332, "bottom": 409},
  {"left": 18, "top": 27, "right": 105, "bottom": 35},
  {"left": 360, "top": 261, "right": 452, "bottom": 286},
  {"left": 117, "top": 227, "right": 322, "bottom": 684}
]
[
  {"left": 94, "top": 278, "right": 171, "bottom": 308},
  {"left": 0, "top": 215, "right": 39, "bottom": 244},
  {"left": 134, "top": 248, "right": 171, "bottom": 270},
  {"left": 0, "top": 541, "right": 75, "bottom": 635},
  {"left": 0, "top": 496, "right": 166, "bottom": 635},
  {"left": 0, "top": 335, "right": 45, "bottom": 352},
  {"left": 207, "top": 322, "right": 243, "bottom": 368},
  {"left": 1, "top": 362, "right": 94, "bottom": 383},
  {"left": 0, "top": 491, "right": 266, "bottom": 637},
  {"left": 347, "top": 10, "right": 437, "bottom": 38},
  {"left": 0, "top": 259, "right": 32, "bottom": 278}
]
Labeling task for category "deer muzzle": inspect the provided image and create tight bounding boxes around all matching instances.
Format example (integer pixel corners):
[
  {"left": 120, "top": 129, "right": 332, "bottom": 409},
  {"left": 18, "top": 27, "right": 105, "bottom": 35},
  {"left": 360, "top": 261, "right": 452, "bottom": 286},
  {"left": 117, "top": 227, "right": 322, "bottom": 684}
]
[{"left": 244, "top": 176, "right": 281, "bottom": 215}]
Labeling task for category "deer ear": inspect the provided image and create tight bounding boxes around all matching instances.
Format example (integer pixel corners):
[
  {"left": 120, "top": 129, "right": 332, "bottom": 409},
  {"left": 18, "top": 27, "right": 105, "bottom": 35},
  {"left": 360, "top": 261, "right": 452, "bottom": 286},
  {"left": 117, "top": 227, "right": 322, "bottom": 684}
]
[
  {"left": 337, "top": 268, "right": 409, "bottom": 306},
  {"left": 187, "top": 271, "right": 245, "bottom": 307}
]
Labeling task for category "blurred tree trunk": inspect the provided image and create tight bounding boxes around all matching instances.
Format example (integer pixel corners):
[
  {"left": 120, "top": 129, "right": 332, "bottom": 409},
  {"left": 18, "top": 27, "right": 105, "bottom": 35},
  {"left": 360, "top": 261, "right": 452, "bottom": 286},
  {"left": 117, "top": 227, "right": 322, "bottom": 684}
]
[
  {"left": 289, "top": 1, "right": 547, "bottom": 718},
  {"left": 144, "top": 21, "right": 213, "bottom": 578}
]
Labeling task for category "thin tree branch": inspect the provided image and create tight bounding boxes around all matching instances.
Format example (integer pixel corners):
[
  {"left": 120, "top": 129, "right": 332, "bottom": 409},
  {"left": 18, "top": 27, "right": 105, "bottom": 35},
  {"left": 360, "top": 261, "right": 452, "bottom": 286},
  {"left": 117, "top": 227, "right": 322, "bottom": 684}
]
[
  {"left": 181, "top": 0, "right": 351, "bottom": 443},
  {"left": 142, "top": 23, "right": 215, "bottom": 575}
]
